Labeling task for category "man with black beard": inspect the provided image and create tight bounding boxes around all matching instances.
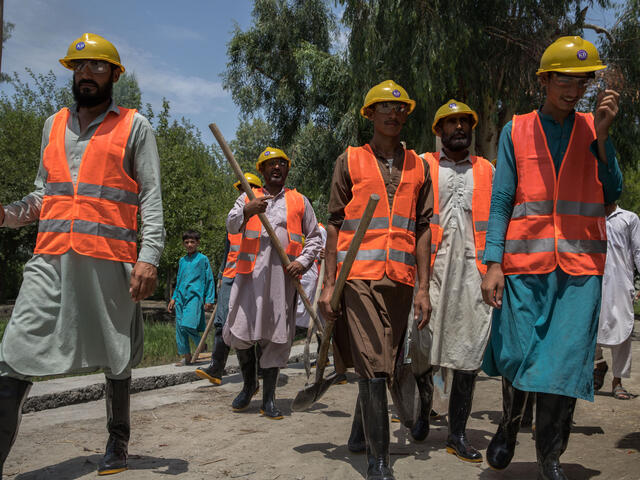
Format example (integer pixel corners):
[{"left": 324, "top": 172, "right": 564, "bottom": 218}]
[
  {"left": 407, "top": 100, "right": 493, "bottom": 462},
  {"left": 0, "top": 33, "right": 163, "bottom": 476}
]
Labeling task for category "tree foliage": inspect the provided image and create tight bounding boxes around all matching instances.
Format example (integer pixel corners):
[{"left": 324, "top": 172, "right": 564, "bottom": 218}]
[
  {"left": 224, "top": 0, "right": 624, "bottom": 221},
  {"left": 598, "top": 0, "right": 640, "bottom": 211}
]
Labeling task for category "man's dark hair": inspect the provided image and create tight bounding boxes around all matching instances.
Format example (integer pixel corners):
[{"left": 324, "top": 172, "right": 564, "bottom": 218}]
[{"left": 182, "top": 230, "right": 201, "bottom": 241}]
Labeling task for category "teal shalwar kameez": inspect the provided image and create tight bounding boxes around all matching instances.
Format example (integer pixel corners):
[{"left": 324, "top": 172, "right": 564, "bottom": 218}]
[
  {"left": 482, "top": 110, "right": 622, "bottom": 401},
  {"left": 172, "top": 252, "right": 215, "bottom": 355}
]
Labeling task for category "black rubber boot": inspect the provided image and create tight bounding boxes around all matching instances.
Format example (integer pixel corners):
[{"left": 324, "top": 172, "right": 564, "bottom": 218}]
[
  {"left": 232, "top": 347, "right": 259, "bottom": 411},
  {"left": 410, "top": 368, "right": 433, "bottom": 442},
  {"left": 260, "top": 368, "right": 283, "bottom": 420},
  {"left": 360, "top": 378, "right": 394, "bottom": 480},
  {"left": 486, "top": 377, "right": 529, "bottom": 470},
  {"left": 535, "top": 392, "right": 576, "bottom": 480},
  {"left": 98, "top": 377, "right": 131, "bottom": 476},
  {"left": 256, "top": 344, "right": 265, "bottom": 379},
  {"left": 347, "top": 394, "right": 366, "bottom": 453},
  {"left": 195, "top": 326, "right": 230, "bottom": 385},
  {"left": 0, "top": 377, "right": 32, "bottom": 477},
  {"left": 446, "top": 370, "right": 482, "bottom": 462},
  {"left": 521, "top": 393, "right": 535, "bottom": 428}
]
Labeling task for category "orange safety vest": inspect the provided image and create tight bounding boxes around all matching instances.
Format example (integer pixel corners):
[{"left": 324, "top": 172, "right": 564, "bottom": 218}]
[
  {"left": 337, "top": 145, "right": 425, "bottom": 286},
  {"left": 236, "top": 187, "right": 305, "bottom": 274},
  {"left": 502, "top": 111, "right": 606, "bottom": 275},
  {"left": 222, "top": 232, "right": 242, "bottom": 278},
  {"left": 34, "top": 107, "right": 139, "bottom": 263},
  {"left": 424, "top": 152, "right": 493, "bottom": 275}
]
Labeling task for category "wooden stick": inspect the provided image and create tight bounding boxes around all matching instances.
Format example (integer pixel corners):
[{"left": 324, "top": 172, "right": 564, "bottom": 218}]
[
  {"left": 192, "top": 276, "right": 222, "bottom": 363},
  {"left": 209, "top": 123, "right": 324, "bottom": 335},
  {"left": 303, "top": 257, "right": 325, "bottom": 378}
]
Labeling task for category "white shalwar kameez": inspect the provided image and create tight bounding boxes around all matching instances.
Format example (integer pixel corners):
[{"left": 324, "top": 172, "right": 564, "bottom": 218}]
[
  {"left": 411, "top": 151, "right": 492, "bottom": 375},
  {"left": 597, "top": 206, "right": 640, "bottom": 378}
]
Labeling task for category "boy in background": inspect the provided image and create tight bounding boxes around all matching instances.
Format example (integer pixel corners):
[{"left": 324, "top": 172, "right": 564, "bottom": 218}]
[{"left": 168, "top": 230, "right": 215, "bottom": 365}]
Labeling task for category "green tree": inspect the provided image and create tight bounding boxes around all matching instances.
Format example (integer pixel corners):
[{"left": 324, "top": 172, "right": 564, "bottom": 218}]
[
  {"left": 155, "top": 99, "right": 238, "bottom": 299},
  {"left": 0, "top": 70, "right": 69, "bottom": 300},
  {"left": 225, "top": 0, "right": 612, "bottom": 217},
  {"left": 598, "top": 0, "right": 640, "bottom": 212}
]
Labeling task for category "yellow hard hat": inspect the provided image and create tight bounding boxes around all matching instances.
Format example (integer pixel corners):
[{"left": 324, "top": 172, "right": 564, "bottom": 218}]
[
  {"left": 59, "top": 33, "right": 125, "bottom": 73},
  {"left": 234, "top": 172, "right": 263, "bottom": 191},
  {"left": 432, "top": 99, "right": 479, "bottom": 135},
  {"left": 536, "top": 36, "right": 606, "bottom": 76},
  {"left": 255, "top": 147, "right": 290, "bottom": 171},
  {"left": 360, "top": 80, "right": 416, "bottom": 117}
]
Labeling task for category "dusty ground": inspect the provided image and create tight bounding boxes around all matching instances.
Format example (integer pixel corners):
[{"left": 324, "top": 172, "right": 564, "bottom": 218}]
[{"left": 4, "top": 342, "right": 640, "bottom": 480}]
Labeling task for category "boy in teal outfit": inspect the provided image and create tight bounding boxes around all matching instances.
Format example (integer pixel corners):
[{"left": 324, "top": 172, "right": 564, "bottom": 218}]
[
  {"left": 168, "top": 230, "right": 215, "bottom": 365},
  {"left": 481, "top": 36, "right": 621, "bottom": 480}
]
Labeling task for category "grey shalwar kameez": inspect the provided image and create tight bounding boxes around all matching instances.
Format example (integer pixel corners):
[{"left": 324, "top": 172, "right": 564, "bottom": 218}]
[{"left": 0, "top": 101, "right": 164, "bottom": 381}]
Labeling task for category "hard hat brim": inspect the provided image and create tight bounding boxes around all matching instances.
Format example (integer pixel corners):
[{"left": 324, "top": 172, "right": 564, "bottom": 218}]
[
  {"left": 536, "top": 64, "right": 607, "bottom": 76},
  {"left": 360, "top": 98, "right": 416, "bottom": 118}
]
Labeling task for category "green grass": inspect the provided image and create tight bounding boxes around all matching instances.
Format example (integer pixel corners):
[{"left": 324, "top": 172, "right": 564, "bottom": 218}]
[{"left": 0, "top": 315, "right": 200, "bottom": 374}]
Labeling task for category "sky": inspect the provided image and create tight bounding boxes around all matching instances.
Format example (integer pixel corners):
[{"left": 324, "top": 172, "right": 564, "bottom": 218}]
[
  {"left": 0, "top": 1, "right": 619, "bottom": 143},
  {"left": 0, "top": 0, "right": 255, "bottom": 142}
]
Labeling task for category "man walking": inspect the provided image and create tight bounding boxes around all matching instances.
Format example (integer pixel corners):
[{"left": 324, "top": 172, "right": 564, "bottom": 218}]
[
  {"left": 481, "top": 36, "right": 622, "bottom": 479},
  {"left": 594, "top": 203, "right": 640, "bottom": 400},
  {"left": 319, "top": 80, "right": 433, "bottom": 480},
  {"left": 409, "top": 100, "right": 493, "bottom": 463},
  {"left": 0, "top": 33, "right": 163, "bottom": 476}
]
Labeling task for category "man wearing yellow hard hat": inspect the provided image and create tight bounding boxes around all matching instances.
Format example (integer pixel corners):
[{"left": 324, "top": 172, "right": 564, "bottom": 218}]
[
  {"left": 196, "top": 172, "right": 263, "bottom": 386},
  {"left": 0, "top": 33, "right": 164, "bottom": 476},
  {"left": 319, "top": 80, "right": 433, "bottom": 480},
  {"left": 407, "top": 100, "right": 494, "bottom": 462},
  {"left": 223, "top": 148, "right": 322, "bottom": 420},
  {"left": 480, "top": 36, "right": 622, "bottom": 479}
]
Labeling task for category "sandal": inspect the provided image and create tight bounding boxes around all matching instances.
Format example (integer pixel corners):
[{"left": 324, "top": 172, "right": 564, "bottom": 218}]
[
  {"left": 593, "top": 361, "right": 608, "bottom": 391},
  {"left": 613, "top": 384, "right": 631, "bottom": 400}
]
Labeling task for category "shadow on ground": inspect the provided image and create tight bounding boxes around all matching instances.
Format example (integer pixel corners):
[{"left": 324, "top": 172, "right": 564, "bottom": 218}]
[
  {"left": 14, "top": 454, "right": 188, "bottom": 479},
  {"left": 477, "top": 461, "right": 600, "bottom": 479}
]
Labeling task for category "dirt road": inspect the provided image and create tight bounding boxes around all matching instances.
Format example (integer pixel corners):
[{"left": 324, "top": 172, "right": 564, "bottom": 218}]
[{"left": 4, "top": 344, "right": 640, "bottom": 480}]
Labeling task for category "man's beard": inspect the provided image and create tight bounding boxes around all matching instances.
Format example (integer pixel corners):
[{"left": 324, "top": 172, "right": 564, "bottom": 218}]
[
  {"left": 442, "top": 132, "right": 471, "bottom": 152},
  {"left": 72, "top": 79, "right": 113, "bottom": 108}
]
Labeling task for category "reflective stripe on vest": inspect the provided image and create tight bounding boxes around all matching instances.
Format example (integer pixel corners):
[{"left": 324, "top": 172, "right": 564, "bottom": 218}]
[
  {"left": 236, "top": 188, "right": 305, "bottom": 274},
  {"left": 34, "top": 107, "right": 139, "bottom": 263},
  {"left": 424, "top": 152, "right": 493, "bottom": 275},
  {"left": 337, "top": 145, "right": 425, "bottom": 286},
  {"left": 222, "top": 232, "right": 243, "bottom": 278},
  {"left": 502, "top": 111, "right": 606, "bottom": 275}
]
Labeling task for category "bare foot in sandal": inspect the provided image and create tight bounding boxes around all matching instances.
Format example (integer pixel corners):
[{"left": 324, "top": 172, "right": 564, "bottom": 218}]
[{"left": 612, "top": 378, "right": 631, "bottom": 400}]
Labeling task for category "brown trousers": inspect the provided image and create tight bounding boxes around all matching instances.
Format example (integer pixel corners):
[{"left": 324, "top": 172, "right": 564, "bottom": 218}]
[{"left": 333, "top": 275, "right": 413, "bottom": 378}]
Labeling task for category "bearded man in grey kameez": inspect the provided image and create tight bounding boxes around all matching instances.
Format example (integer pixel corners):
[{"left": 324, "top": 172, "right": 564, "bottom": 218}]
[{"left": 0, "top": 33, "right": 164, "bottom": 477}]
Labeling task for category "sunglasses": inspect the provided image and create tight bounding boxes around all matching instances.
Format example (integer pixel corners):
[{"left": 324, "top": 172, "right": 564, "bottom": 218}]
[
  {"left": 551, "top": 73, "right": 593, "bottom": 89},
  {"left": 374, "top": 102, "right": 409, "bottom": 114},
  {"left": 71, "top": 60, "right": 111, "bottom": 74}
]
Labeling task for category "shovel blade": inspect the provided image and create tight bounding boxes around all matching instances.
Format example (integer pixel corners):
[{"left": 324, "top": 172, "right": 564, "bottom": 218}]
[{"left": 291, "top": 373, "right": 339, "bottom": 412}]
